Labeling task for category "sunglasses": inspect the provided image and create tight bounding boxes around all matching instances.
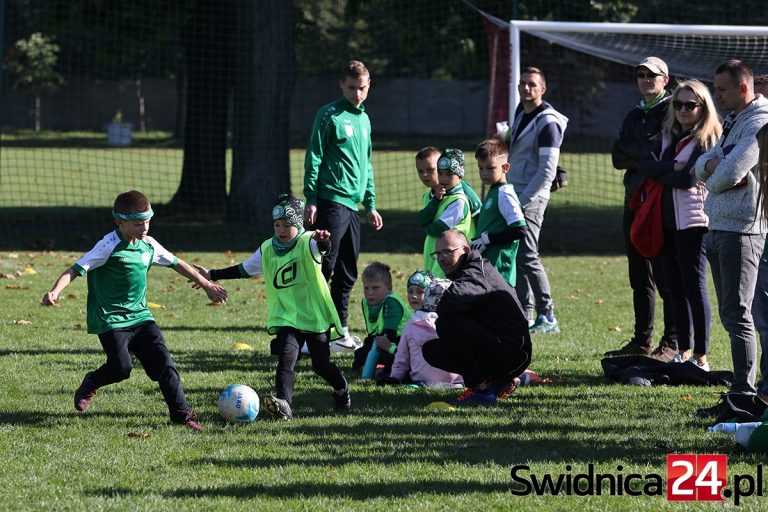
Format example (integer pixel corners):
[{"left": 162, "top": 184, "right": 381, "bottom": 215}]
[
  {"left": 672, "top": 100, "right": 701, "bottom": 112},
  {"left": 636, "top": 72, "right": 661, "bottom": 79}
]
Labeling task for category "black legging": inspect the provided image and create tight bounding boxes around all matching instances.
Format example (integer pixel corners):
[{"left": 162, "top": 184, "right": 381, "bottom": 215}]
[
  {"left": 273, "top": 326, "right": 346, "bottom": 404},
  {"left": 422, "top": 315, "right": 531, "bottom": 388}
]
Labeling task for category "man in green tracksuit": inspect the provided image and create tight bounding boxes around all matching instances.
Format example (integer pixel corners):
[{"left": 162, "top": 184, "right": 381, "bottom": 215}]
[{"left": 304, "top": 60, "right": 383, "bottom": 352}]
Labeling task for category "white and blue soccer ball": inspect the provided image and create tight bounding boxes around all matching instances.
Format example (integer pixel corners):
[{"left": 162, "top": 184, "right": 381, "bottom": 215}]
[{"left": 218, "top": 384, "right": 260, "bottom": 423}]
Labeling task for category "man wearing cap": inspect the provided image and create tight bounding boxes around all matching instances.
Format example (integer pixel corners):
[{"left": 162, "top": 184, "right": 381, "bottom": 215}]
[
  {"left": 695, "top": 60, "right": 768, "bottom": 399},
  {"left": 499, "top": 66, "right": 568, "bottom": 334},
  {"left": 607, "top": 56, "right": 677, "bottom": 359}
]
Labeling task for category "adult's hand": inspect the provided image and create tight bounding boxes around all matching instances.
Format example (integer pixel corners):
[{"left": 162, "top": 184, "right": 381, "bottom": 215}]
[
  {"left": 368, "top": 210, "right": 383, "bottom": 231},
  {"left": 305, "top": 204, "right": 318, "bottom": 226}
]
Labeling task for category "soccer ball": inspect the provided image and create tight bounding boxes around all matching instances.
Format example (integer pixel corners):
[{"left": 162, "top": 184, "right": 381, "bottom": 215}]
[{"left": 218, "top": 384, "right": 260, "bottom": 423}]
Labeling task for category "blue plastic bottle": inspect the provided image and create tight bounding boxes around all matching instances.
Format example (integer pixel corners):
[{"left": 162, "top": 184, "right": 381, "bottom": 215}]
[{"left": 361, "top": 340, "right": 380, "bottom": 379}]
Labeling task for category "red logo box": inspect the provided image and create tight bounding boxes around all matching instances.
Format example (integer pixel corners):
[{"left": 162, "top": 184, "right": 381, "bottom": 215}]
[{"left": 667, "top": 454, "right": 726, "bottom": 501}]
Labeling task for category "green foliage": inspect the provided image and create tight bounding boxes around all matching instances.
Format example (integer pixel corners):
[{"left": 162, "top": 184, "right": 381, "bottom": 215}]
[{"left": 5, "top": 32, "right": 65, "bottom": 95}]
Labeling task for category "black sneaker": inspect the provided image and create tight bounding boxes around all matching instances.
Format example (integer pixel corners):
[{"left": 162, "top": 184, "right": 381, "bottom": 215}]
[
  {"left": 74, "top": 371, "right": 98, "bottom": 412},
  {"left": 604, "top": 340, "right": 653, "bottom": 357},
  {"left": 332, "top": 388, "right": 351, "bottom": 411},
  {"left": 264, "top": 395, "right": 293, "bottom": 420}
]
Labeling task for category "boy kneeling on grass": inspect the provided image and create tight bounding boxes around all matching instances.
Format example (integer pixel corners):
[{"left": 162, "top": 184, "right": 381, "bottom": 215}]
[
  {"left": 195, "top": 194, "right": 350, "bottom": 420},
  {"left": 42, "top": 190, "right": 228, "bottom": 431}
]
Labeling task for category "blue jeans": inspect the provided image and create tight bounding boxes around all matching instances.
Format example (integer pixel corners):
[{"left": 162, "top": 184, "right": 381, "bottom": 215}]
[
  {"left": 752, "top": 242, "right": 768, "bottom": 396},
  {"left": 706, "top": 230, "right": 765, "bottom": 394}
]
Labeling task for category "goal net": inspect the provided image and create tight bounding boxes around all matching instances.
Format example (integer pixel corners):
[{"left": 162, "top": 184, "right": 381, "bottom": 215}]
[{"left": 481, "top": 18, "right": 768, "bottom": 251}]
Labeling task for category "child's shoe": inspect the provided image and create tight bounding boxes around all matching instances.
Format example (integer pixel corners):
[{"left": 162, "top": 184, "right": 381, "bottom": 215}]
[
  {"left": 74, "top": 371, "right": 98, "bottom": 412},
  {"left": 449, "top": 387, "right": 497, "bottom": 407},
  {"left": 264, "top": 395, "right": 293, "bottom": 420},
  {"left": 529, "top": 314, "right": 560, "bottom": 334},
  {"left": 332, "top": 387, "right": 351, "bottom": 411},
  {"left": 331, "top": 334, "right": 362, "bottom": 353},
  {"left": 174, "top": 409, "right": 203, "bottom": 431}
]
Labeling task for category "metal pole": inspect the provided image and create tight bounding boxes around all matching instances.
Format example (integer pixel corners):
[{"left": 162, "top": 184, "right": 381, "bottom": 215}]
[{"left": 510, "top": 21, "right": 520, "bottom": 123}]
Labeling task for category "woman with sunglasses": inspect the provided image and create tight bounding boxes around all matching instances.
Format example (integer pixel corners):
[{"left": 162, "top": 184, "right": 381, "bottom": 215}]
[{"left": 637, "top": 80, "right": 722, "bottom": 371}]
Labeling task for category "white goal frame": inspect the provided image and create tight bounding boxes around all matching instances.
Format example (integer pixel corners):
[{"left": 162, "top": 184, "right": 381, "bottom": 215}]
[{"left": 508, "top": 20, "right": 768, "bottom": 123}]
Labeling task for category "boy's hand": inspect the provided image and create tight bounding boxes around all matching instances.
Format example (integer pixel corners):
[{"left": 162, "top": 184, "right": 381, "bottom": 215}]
[
  {"left": 434, "top": 186, "right": 446, "bottom": 201},
  {"left": 376, "top": 336, "right": 391, "bottom": 352},
  {"left": 42, "top": 291, "right": 59, "bottom": 306},
  {"left": 312, "top": 229, "right": 331, "bottom": 243},
  {"left": 204, "top": 282, "right": 228, "bottom": 303},
  {"left": 193, "top": 263, "right": 211, "bottom": 280},
  {"left": 367, "top": 210, "right": 383, "bottom": 231}
]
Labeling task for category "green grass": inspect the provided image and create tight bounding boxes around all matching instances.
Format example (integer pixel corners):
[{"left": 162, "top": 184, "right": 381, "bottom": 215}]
[
  {"left": 0, "top": 130, "right": 624, "bottom": 253},
  {"left": 1, "top": 250, "right": 766, "bottom": 511}
]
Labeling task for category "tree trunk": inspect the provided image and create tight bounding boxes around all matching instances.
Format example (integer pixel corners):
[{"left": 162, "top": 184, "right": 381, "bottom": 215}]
[
  {"left": 35, "top": 95, "right": 40, "bottom": 131},
  {"left": 168, "top": 0, "right": 235, "bottom": 218},
  {"left": 226, "top": 0, "right": 295, "bottom": 229}
]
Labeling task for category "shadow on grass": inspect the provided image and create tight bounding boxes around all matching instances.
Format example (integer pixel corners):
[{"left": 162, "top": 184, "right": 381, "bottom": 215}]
[{"left": 0, "top": 205, "right": 624, "bottom": 254}]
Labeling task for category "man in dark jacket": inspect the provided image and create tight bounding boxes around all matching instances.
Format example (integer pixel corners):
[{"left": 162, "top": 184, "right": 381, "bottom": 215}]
[
  {"left": 422, "top": 229, "right": 532, "bottom": 406},
  {"left": 606, "top": 56, "right": 677, "bottom": 360}
]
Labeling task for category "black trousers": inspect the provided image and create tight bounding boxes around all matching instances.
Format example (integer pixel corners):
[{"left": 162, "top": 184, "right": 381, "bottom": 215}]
[
  {"left": 93, "top": 321, "right": 190, "bottom": 421},
  {"left": 272, "top": 327, "right": 347, "bottom": 405},
  {"left": 623, "top": 208, "right": 677, "bottom": 346},
  {"left": 314, "top": 198, "right": 360, "bottom": 329},
  {"left": 422, "top": 316, "right": 532, "bottom": 389}
]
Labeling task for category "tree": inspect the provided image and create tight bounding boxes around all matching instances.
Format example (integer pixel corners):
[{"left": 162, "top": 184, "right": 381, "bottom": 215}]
[
  {"left": 5, "top": 32, "right": 65, "bottom": 131},
  {"left": 167, "top": 0, "right": 235, "bottom": 217},
  {"left": 227, "top": 0, "right": 295, "bottom": 229}
]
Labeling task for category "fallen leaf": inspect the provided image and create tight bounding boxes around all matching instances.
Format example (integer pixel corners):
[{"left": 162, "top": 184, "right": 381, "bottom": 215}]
[
  {"left": 682, "top": 394, "right": 693, "bottom": 402},
  {"left": 73, "top": 323, "right": 83, "bottom": 330},
  {"left": 395, "top": 271, "right": 404, "bottom": 279},
  {"left": 6, "top": 284, "right": 24, "bottom": 290},
  {"left": 14, "top": 319, "right": 32, "bottom": 325},
  {"left": 595, "top": 299, "right": 604, "bottom": 304},
  {"left": 207, "top": 301, "right": 223, "bottom": 307},
  {"left": 127, "top": 431, "right": 152, "bottom": 439},
  {"left": 8, "top": 253, "right": 18, "bottom": 259},
  {"left": 608, "top": 325, "right": 622, "bottom": 332},
  {"left": 67, "top": 293, "right": 78, "bottom": 299}
]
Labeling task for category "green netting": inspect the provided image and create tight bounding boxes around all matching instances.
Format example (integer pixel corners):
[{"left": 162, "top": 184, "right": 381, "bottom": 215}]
[{"left": 2, "top": 0, "right": 768, "bottom": 252}]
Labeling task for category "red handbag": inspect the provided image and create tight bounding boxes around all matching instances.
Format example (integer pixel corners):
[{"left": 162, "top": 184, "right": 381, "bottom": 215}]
[{"left": 628, "top": 179, "right": 664, "bottom": 258}]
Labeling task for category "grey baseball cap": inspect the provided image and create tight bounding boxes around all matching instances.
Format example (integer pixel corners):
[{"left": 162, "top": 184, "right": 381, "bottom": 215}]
[{"left": 635, "top": 56, "right": 668, "bottom": 77}]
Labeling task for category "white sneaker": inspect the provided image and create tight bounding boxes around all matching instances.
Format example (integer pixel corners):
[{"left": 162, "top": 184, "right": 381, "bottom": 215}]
[
  {"left": 687, "top": 356, "right": 710, "bottom": 372},
  {"left": 669, "top": 353, "right": 683, "bottom": 364},
  {"left": 331, "top": 334, "right": 361, "bottom": 354}
]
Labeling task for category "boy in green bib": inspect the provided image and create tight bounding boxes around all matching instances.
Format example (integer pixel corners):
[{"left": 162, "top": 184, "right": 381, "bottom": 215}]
[
  {"left": 195, "top": 195, "right": 350, "bottom": 420},
  {"left": 351, "top": 261, "right": 411, "bottom": 377},
  {"left": 471, "top": 138, "right": 527, "bottom": 286},
  {"left": 42, "top": 190, "right": 228, "bottom": 431},
  {"left": 417, "top": 148, "right": 475, "bottom": 278}
]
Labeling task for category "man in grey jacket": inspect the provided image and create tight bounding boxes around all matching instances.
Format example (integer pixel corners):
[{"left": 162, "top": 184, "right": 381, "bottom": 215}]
[
  {"left": 501, "top": 67, "right": 568, "bottom": 334},
  {"left": 695, "top": 59, "right": 768, "bottom": 397}
]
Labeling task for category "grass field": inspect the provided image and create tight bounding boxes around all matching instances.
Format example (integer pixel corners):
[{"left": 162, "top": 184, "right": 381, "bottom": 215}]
[
  {"left": 1, "top": 249, "right": 766, "bottom": 511},
  {"left": 0, "top": 130, "right": 623, "bottom": 253}
]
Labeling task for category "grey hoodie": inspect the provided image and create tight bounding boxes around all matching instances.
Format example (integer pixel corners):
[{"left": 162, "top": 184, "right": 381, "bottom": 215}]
[{"left": 695, "top": 95, "right": 768, "bottom": 234}]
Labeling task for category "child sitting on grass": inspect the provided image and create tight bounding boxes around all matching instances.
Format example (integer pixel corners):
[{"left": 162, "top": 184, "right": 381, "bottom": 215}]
[
  {"left": 417, "top": 148, "right": 476, "bottom": 278},
  {"left": 387, "top": 270, "right": 464, "bottom": 388},
  {"left": 352, "top": 261, "right": 410, "bottom": 378},
  {"left": 41, "top": 190, "right": 228, "bottom": 431},
  {"left": 195, "top": 194, "right": 350, "bottom": 420}
]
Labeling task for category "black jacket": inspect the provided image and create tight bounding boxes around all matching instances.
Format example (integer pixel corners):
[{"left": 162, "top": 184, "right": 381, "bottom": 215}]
[
  {"left": 611, "top": 93, "right": 671, "bottom": 205},
  {"left": 436, "top": 250, "right": 530, "bottom": 346}
]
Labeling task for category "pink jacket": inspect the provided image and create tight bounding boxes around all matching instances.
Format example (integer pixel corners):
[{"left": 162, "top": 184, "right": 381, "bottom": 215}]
[
  {"left": 662, "top": 132, "right": 709, "bottom": 230},
  {"left": 390, "top": 311, "right": 464, "bottom": 387}
]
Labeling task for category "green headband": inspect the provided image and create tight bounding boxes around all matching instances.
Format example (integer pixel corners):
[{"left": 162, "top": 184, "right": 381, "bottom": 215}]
[{"left": 112, "top": 209, "right": 154, "bottom": 221}]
